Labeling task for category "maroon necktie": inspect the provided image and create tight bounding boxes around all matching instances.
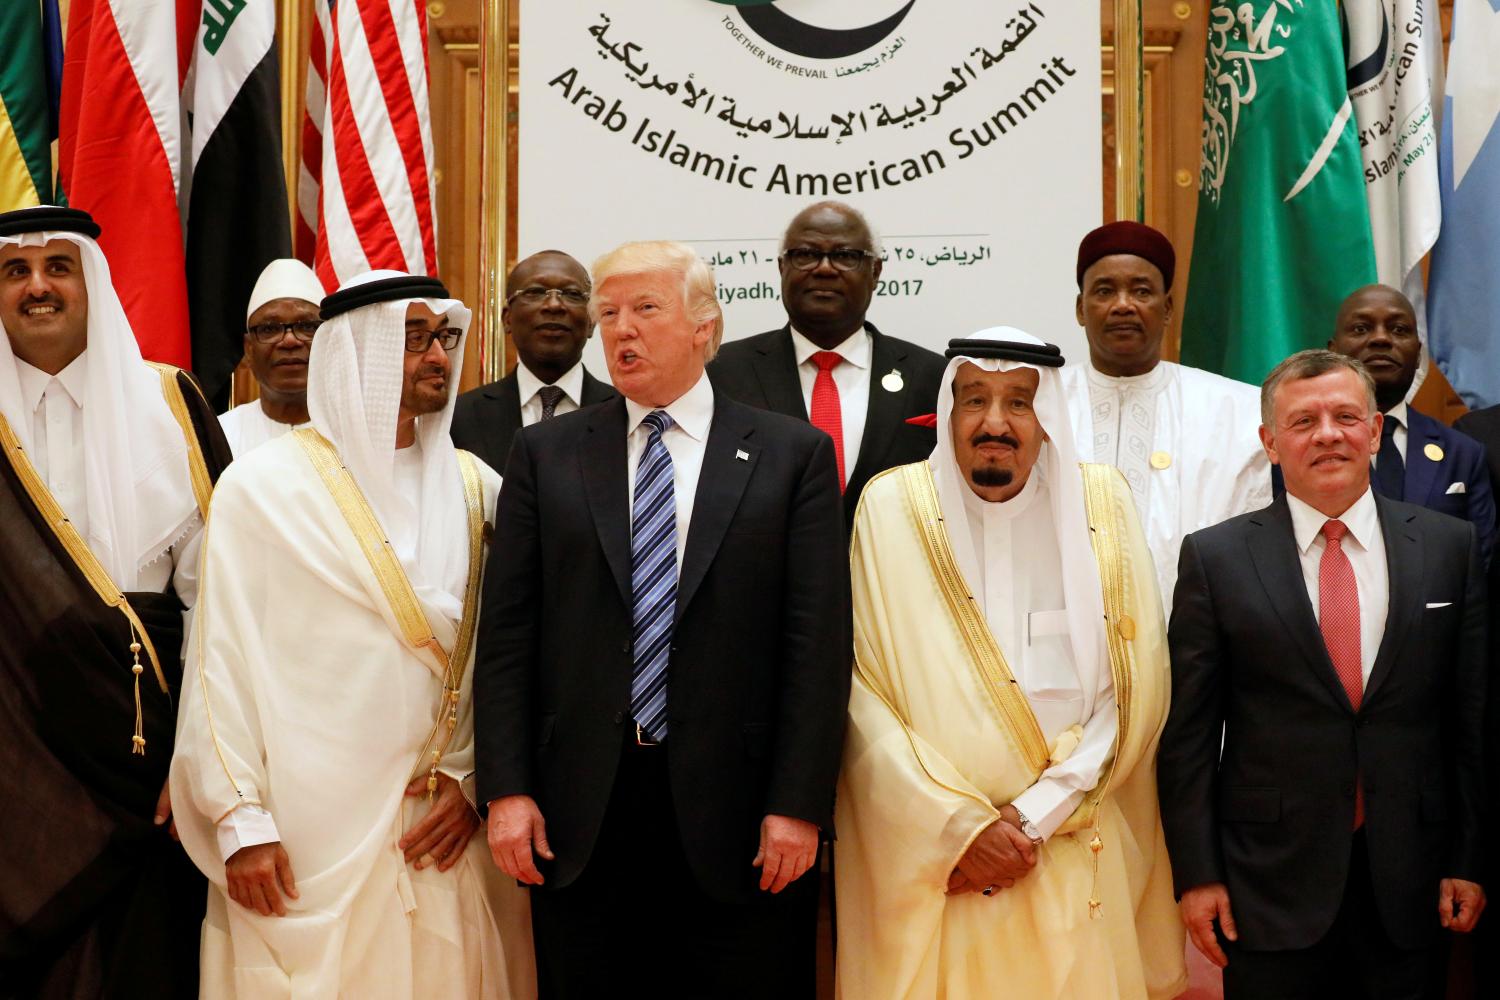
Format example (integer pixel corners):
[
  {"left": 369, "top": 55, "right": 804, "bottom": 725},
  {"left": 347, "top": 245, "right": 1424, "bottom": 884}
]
[
  {"left": 1319, "top": 519, "right": 1364, "bottom": 829},
  {"left": 809, "top": 351, "right": 846, "bottom": 492}
]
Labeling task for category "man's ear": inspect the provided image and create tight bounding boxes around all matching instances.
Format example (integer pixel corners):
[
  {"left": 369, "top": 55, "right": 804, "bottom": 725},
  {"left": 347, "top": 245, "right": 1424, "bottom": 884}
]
[
  {"left": 1074, "top": 293, "right": 1085, "bottom": 327},
  {"left": 1258, "top": 423, "right": 1279, "bottom": 465},
  {"left": 1162, "top": 292, "right": 1174, "bottom": 325}
]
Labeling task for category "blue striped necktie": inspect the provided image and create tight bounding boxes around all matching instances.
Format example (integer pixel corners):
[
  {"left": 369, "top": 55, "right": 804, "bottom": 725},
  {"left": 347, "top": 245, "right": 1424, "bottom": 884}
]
[{"left": 630, "top": 410, "right": 677, "bottom": 740}]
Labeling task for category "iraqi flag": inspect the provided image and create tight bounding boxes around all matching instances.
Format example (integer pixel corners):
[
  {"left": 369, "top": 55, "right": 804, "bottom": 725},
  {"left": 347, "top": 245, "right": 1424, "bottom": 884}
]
[{"left": 186, "top": 0, "right": 292, "bottom": 409}]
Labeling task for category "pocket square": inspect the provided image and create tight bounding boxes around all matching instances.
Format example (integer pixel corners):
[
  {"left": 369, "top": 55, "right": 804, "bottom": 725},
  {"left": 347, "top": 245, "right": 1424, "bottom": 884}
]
[
  {"left": 1426, "top": 602, "right": 1453, "bottom": 609},
  {"left": 1446, "top": 482, "right": 1467, "bottom": 495}
]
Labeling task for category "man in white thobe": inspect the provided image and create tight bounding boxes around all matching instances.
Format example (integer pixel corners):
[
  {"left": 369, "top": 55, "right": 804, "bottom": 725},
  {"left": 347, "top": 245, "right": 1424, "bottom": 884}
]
[
  {"left": 1061, "top": 221, "right": 1270, "bottom": 609},
  {"left": 836, "top": 329, "right": 1184, "bottom": 999},
  {"left": 217, "top": 258, "right": 324, "bottom": 455},
  {"left": 171, "top": 271, "right": 534, "bottom": 998}
]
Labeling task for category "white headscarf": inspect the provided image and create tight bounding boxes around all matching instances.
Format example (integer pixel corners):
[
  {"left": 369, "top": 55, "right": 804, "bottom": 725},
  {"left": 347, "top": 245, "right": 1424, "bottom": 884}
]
[
  {"left": 245, "top": 258, "right": 326, "bottom": 321},
  {"left": 306, "top": 270, "right": 473, "bottom": 622},
  {"left": 930, "top": 327, "right": 1108, "bottom": 701},
  {"left": 0, "top": 228, "right": 199, "bottom": 589}
]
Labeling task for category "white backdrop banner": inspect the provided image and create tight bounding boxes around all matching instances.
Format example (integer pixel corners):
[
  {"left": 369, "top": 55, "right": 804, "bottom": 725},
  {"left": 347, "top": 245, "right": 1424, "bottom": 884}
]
[{"left": 518, "top": 0, "right": 1102, "bottom": 365}]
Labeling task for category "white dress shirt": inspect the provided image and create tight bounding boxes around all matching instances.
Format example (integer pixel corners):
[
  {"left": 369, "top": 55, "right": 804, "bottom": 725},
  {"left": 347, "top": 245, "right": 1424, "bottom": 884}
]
[
  {"left": 1375, "top": 400, "right": 1408, "bottom": 466},
  {"left": 14, "top": 353, "right": 176, "bottom": 594},
  {"left": 1286, "top": 488, "right": 1389, "bottom": 685},
  {"left": 516, "top": 359, "right": 585, "bottom": 426},
  {"left": 958, "top": 470, "right": 1118, "bottom": 840},
  {"left": 625, "top": 371, "right": 714, "bottom": 570},
  {"left": 790, "top": 325, "right": 870, "bottom": 474}
]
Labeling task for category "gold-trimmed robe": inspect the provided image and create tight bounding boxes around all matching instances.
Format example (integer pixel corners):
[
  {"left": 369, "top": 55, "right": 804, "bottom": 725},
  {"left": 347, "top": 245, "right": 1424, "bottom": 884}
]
[
  {"left": 834, "top": 462, "right": 1185, "bottom": 1000},
  {"left": 170, "top": 432, "right": 534, "bottom": 999}
]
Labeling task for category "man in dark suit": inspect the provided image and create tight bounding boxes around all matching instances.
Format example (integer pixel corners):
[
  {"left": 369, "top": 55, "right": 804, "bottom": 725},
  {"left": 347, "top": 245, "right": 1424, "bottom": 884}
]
[
  {"left": 1329, "top": 283, "right": 1494, "bottom": 563},
  {"left": 475, "top": 240, "right": 851, "bottom": 998},
  {"left": 451, "top": 250, "right": 615, "bottom": 470},
  {"left": 1158, "top": 349, "right": 1487, "bottom": 999},
  {"left": 708, "top": 200, "right": 946, "bottom": 522}
]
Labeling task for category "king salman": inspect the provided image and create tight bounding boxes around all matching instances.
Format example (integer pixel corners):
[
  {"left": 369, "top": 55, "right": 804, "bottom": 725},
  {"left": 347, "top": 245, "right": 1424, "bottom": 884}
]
[
  {"left": 0, "top": 206, "right": 231, "bottom": 998},
  {"left": 171, "top": 271, "right": 533, "bottom": 998},
  {"left": 835, "top": 330, "right": 1185, "bottom": 999}
]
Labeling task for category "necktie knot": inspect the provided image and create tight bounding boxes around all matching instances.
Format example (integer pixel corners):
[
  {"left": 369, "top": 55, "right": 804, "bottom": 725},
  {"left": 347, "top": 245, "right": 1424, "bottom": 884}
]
[
  {"left": 811, "top": 350, "right": 843, "bottom": 373},
  {"left": 1322, "top": 519, "right": 1349, "bottom": 544},
  {"left": 537, "top": 385, "right": 565, "bottom": 420},
  {"left": 643, "top": 409, "right": 674, "bottom": 436},
  {"left": 1381, "top": 415, "right": 1399, "bottom": 441}
]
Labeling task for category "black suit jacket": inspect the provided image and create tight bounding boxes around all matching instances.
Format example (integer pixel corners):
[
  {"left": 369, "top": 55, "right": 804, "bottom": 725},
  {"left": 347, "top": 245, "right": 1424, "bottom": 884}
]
[
  {"left": 473, "top": 392, "right": 852, "bottom": 903},
  {"left": 450, "top": 366, "right": 616, "bottom": 473},
  {"left": 1158, "top": 494, "right": 1486, "bottom": 951},
  {"left": 707, "top": 323, "right": 945, "bottom": 523}
]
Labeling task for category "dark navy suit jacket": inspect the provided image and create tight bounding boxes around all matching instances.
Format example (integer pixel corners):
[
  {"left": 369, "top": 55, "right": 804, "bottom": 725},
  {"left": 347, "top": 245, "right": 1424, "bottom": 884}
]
[{"left": 1391, "top": 407, "right": 1495, "bottom": 563}]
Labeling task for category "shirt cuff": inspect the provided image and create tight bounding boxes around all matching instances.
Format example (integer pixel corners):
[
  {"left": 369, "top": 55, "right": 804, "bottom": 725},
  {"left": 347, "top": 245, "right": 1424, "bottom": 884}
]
[
  {"left": 1010, "top": 778, "right": 1086, "bottom": 843},
  {"left": 216, "top": 803, "right": 280, "bottom": 863}
]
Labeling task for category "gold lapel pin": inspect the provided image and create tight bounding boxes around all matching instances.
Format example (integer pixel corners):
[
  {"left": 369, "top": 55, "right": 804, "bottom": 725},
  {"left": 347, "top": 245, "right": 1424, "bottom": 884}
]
[
  {"left": 881, "top": 369, "right": 904, "bottom": 392},
  {"left": 1424, "top": 443, "right": 1444, "bottom": 462}
]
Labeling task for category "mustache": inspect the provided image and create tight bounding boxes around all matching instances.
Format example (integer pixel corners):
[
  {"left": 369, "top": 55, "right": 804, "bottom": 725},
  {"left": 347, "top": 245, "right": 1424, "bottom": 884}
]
[
  {"left": 414, "top": 366, "right": 448, "bottom": 380},
  {"left": 970, "top": 433, "right": 1021, "bottom": 449}
]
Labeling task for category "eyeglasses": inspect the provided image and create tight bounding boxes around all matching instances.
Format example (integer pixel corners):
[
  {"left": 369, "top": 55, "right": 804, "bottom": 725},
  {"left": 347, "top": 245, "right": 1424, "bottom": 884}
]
[
  {"left": 507, "top": 285, "right": 590, "bottom": 306},
  {"left": 779, "top": 247, "right": 878, "bottom": 272},
  {"left": 405, "top": 327, "right": 463, "bottom": 353},
  {"left": 247, "top": 320, "right": 320, "bottom": 344}
]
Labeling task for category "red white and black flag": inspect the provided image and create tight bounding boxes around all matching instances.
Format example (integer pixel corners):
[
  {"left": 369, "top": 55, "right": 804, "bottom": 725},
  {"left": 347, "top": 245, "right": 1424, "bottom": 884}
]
[{"left": 186, "top": 0, "right": 292, "bottom": 408}]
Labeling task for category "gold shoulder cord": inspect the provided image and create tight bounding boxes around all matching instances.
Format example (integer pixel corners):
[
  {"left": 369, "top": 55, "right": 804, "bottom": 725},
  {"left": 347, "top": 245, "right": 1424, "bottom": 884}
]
[
  {"left": 295, "top": 430, "right": 486, "bottom": 797},
  {"left": 0, "top": 411, "right": 168, "bottom": 755},
  {"left": 146, "top": 363, "right": 214, "bottom": 518},
  {"left": 1078, "top": 462, "right": 1138, "bottom": 919},
  {"left": 899, "top": 462, "right": 1052, "bottom": 774}
]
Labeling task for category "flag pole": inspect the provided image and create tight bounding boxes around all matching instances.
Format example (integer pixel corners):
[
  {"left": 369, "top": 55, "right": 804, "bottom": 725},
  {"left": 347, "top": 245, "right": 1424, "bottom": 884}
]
[
  {"left": 478, "top": 0, "right": 511, "bottom": 384},
  {"left": 279, "top": 0, "right": 305, "bottom": 239},
  {"left": 1114, "top": 0, "right": 1144, "bottom": 221}
]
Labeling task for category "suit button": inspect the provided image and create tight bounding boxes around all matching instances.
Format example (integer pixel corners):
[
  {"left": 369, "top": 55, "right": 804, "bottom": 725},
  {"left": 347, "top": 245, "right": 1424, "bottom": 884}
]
[
  {"left": 670, "top": 644, "right": 679, "bottom": 654},
  {"left": 613, "top": 711, "right": 623, "bottom": 725}
]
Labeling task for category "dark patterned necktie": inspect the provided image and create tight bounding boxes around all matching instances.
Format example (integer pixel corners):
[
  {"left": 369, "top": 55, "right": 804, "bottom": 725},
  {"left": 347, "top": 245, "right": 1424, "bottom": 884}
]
[{"left": 538, "top": 385, "right": 565, "bottom": 421}]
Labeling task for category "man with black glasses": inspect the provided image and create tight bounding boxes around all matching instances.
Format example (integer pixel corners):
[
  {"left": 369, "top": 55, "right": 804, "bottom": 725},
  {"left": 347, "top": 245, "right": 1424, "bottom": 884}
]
[
  {"left": 452, "top": 250, "right": 616, "bottom": 471},
  {"left": 219, "top": 258, "right": 326, "bottom": 456},
  {"left": 709, "top": 200, "right": 945, "bottom": 522}
]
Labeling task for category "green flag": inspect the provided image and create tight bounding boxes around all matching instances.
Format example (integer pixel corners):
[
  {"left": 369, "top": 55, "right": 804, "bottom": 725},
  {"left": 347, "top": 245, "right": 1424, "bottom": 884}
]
[
  {"left": 0, "top": 1, "right": 54, "bottom": 210},
  {"left": 1182, "top": 1, "right": 1376, "bottom": 384}
]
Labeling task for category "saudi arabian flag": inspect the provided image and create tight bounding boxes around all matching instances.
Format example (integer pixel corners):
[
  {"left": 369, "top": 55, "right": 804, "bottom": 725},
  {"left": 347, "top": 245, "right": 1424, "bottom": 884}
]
[
  {"left": 1182, "top": 1, "right": 1377, "bottom": 384},
  {"left": 0, "top": 1, "right": 60, "bottom": 210}
]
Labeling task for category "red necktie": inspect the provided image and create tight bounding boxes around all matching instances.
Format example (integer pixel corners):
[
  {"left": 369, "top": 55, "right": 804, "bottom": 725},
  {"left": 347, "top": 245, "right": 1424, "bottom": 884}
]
[
  {"left": 809, "top": 351, "right": 846, "bottom": 492},
  {"left": 1319, "top": 519, "right": 1364, "bottom": 829}
]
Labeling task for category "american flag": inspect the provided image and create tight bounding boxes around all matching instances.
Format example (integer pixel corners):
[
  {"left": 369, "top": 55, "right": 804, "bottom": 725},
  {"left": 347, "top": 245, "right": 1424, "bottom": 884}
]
[{"left": 297, "top": 0, "right": 440, "bottom": 288}]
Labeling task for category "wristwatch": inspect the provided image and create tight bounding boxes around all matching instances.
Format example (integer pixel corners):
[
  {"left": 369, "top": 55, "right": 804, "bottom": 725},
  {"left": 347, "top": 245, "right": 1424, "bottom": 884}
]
[{"left": 1012, "top": 807, "right": 1045, "bottom": 848}]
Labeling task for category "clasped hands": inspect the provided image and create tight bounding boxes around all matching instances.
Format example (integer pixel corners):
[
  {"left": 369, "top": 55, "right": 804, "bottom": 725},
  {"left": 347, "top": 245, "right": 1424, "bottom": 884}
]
[
  {"left": 487, "top": 794, "right": 819, "bottom": 893},
  {"left": 224, "top": 772, "right": 478, "bottom": 917},
  {"left": 946, "top": 804, "right": 1038, "bottom": 897}
]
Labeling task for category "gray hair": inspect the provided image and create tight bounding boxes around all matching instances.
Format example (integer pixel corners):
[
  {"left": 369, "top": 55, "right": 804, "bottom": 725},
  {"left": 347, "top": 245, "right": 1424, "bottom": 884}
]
[{"left": 1260, "top": 349, "right": 1378, "bottom": 428}]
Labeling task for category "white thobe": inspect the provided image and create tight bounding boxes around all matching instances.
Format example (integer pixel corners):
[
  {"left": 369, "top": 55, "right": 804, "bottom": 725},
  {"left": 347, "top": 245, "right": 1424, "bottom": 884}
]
[
  {"left": 957, "top": 471, "right": 1117, "bottom": 840},
  {"left": 1063, "top": 360, "right": 1270, "bottom": 612},
  {"left": 173, "top": 434, "right": 532, "bottom": 999},
  {"left": 217, "top": 401, "right": 307, "bottom": 457},
  {"left": 14, "top": 353, "right": 197, "bottom": 601}
]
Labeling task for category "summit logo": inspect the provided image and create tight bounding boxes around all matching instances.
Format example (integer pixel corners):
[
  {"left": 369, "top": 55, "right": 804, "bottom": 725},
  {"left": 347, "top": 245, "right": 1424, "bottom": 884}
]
[{"left": 705, "top": 0, "right": 917, "bottom": 60}]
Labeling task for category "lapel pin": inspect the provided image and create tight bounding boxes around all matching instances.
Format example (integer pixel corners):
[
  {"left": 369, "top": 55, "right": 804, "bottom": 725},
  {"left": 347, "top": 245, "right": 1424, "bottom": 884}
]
[
  {"left": 1424, "top": 443, "right": 1444, "bottom": 462},
  {"left": 881, "top": 369, "right": 904, "bottom": 393},
  {"left": 736, "top": 449, "right": 750, "bottom": 461}
]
